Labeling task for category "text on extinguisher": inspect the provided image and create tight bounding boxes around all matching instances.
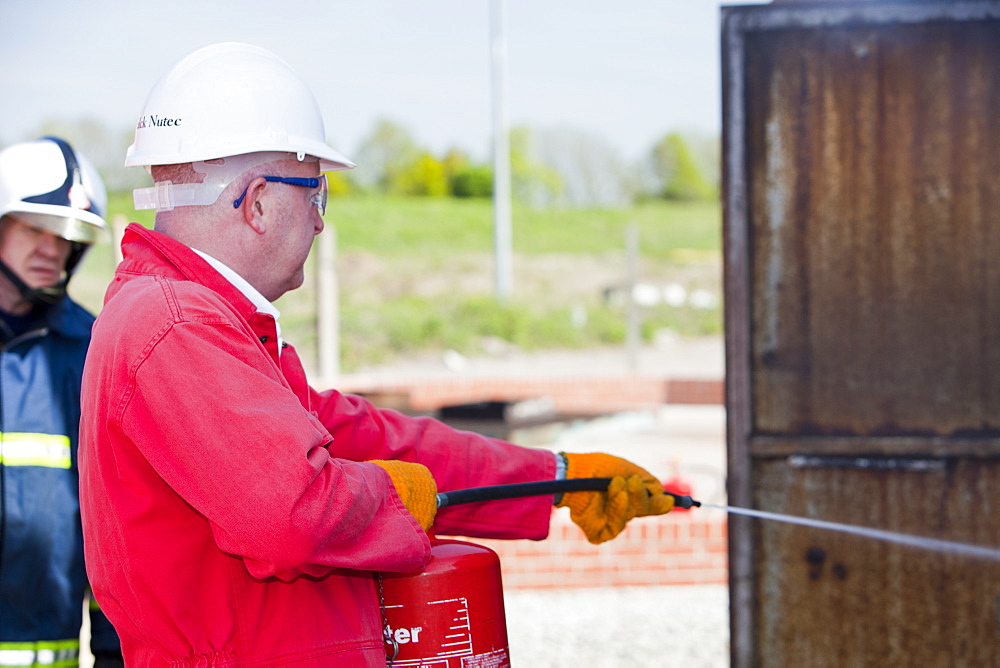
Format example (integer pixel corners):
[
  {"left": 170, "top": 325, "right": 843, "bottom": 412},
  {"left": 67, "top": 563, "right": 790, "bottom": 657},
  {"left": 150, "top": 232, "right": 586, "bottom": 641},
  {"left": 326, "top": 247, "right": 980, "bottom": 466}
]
[{"left": 386, "top": 626, "right": 424, "bottom": 645}]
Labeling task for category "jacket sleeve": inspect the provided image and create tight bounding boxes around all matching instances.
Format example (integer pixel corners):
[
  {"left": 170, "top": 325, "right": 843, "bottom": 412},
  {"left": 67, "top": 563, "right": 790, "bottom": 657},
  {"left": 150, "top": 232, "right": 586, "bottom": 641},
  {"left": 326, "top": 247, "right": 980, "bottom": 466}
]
[
  {"left": 116, "top": 319, "right": 431, "bottom": 580},
  {"left": 309, "top": 386, "right": 557, "bottom": 540},
  {"left": 87, "top": 593, "right": 123, "bottom": 658}
]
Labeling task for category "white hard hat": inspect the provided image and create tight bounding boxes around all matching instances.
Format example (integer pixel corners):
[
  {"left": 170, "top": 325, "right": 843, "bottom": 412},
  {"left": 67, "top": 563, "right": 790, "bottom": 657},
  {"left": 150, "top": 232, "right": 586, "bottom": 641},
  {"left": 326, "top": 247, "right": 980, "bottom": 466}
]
[
  {"left": 0, "top": 137, "right": 108, "bottom": 245},
  {"left": 126, "top": 42, "right": 355, "bottom": 173}
]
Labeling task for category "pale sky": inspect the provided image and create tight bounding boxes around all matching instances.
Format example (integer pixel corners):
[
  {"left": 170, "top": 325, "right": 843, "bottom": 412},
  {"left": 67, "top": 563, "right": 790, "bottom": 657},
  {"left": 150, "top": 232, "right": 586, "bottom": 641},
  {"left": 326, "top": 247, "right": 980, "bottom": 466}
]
[{"left": 0, "top": 0, "right": 760, "bottom": 164}]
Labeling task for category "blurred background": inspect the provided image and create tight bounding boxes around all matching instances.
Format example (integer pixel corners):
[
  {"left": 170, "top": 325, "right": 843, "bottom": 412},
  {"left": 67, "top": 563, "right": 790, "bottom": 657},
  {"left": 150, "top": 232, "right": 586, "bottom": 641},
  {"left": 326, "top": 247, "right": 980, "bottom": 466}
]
[{"left": 0, "top": 0, "right": 752, "bottom": 374}]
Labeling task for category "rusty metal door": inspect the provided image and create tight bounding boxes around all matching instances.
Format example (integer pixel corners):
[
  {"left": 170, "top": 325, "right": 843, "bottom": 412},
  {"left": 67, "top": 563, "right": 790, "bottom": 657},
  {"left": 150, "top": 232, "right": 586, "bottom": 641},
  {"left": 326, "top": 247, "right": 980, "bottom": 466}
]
[{"left": 722, "top": 2, "right": 1000, "bottom": 665}]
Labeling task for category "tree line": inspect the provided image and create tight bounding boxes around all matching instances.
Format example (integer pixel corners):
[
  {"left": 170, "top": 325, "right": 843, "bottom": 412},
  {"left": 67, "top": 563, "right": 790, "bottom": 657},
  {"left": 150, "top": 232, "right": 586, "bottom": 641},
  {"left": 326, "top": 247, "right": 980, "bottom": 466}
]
[{"left": 345, "top": 118, "right": 719, "bottom": 207}]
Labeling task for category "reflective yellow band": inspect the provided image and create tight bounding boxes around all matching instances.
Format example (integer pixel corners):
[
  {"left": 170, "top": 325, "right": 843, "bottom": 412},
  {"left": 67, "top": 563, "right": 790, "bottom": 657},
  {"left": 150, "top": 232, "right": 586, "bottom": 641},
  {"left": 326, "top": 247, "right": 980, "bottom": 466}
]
[
  {"left": 0, "top": 640, "right": 79, "bottom": 667},
  {"left": 0, "top": 433, "right": 71, "bottom": 469}
]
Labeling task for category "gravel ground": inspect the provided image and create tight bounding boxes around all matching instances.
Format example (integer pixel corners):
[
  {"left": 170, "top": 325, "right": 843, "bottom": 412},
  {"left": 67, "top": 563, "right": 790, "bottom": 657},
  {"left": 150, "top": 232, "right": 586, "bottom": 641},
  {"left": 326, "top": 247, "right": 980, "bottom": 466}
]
[{"left": 504, "top": 584, "right": 730, "bottom": 667}]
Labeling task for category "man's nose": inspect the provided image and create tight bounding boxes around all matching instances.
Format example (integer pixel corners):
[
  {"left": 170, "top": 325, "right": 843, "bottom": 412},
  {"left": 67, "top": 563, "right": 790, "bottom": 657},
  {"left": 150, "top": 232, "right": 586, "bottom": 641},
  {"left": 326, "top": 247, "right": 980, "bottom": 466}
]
[{"left": 37, "top": 232, "right": 62, "bottom": 257}]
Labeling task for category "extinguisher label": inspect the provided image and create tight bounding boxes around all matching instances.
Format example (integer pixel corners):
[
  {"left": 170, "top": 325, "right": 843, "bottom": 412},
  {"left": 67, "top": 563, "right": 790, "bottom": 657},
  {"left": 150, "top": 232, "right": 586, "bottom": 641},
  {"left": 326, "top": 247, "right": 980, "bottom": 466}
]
[
  {"left": 383, "top": 597, "right": 510, "bottom": 667},
  {"left": 460, "top": 648, "right": 510, "bottom": 667}
]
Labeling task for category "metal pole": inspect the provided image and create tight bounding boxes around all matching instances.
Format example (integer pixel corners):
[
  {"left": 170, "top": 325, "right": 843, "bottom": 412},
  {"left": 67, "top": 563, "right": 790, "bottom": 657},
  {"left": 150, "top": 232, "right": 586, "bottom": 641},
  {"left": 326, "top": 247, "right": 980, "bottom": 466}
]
[
  {"left": 316, "top": 223, "right": 339, "bottom": 381},
  {"left": 490, "top": 0, "right": 513, "bottom": 301}
]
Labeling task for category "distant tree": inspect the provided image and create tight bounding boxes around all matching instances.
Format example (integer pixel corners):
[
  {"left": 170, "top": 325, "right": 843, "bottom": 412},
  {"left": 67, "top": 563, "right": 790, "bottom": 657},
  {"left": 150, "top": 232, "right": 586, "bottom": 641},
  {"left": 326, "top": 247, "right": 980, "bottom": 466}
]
[
  {"left": 509, "top": 126, "right": 563, "bottom": 206},
  {"left": 451, "top": 165, "right": 493, "bottom": 198},
  {"left": 438, "top": 147, "right": 491, "bottom": 198},
  {"left": 685, "top": 133, "right": 721, "bottom": 195},
  {"left": 396, "top": 152, "right": 448, "bottom": 197},
  {"left": 353, "top": 118, "right": 422, "bottom": 194},
  {"left": 326, "top": 170, "right": 353, "bottom": 197},
  {"left": 648, "top": 132, "right": 715, "bottom": 201},
  {"left": 520, "top": 126, "right": 632, "bottom": 207},
  {"left": 441, "top": 148, "right": 469, "bottom": 182}
]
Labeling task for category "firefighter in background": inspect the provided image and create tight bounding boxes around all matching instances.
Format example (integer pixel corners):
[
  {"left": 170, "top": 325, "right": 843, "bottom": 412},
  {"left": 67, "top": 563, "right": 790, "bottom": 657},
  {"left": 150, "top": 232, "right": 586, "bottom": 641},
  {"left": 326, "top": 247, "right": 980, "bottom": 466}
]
[
  {"left": 79, "top": 42, "right": 673, "bottom": 667},
  {"left": 0, "top": 138, "right": 123, "bottom": 667}
]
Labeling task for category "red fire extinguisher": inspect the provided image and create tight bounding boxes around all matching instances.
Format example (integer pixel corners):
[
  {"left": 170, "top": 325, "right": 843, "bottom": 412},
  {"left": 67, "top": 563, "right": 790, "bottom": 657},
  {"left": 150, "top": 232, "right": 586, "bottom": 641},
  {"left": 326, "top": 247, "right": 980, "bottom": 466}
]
[
  {"left": 380, "top": 539, "right": 510, "bottom": 667},
  {"left": 378, "top": 479, "right": 699, "bottom": 666}
]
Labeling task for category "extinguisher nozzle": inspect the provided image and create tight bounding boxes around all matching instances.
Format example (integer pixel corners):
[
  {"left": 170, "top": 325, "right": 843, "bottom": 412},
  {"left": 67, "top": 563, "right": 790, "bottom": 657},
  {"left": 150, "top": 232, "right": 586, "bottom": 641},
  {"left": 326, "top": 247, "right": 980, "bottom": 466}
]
[{"left": 667, "top": 493, "right": 701, "bottom": 509}]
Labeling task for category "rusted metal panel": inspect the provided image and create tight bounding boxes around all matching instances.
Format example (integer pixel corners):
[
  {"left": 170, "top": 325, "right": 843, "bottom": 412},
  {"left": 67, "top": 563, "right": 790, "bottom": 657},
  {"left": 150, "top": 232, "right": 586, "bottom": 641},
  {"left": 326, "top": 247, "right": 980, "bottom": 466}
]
[
  {"left": 744, "top": 15, "right": 1000, "bottom": 437},
  {"left": 723, "top": 3, "right": 1000, "bottom": 667},
  {"left": 754, "top": 457, "right": 1000, "bottom": 665}
]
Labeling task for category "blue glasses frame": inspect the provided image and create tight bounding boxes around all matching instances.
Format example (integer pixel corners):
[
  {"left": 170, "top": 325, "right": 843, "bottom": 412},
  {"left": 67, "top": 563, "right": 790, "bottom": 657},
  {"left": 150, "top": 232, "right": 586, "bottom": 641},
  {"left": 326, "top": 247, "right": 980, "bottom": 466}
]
[{"left": 232, "top": 175, "right": 327, "bottom": 215}]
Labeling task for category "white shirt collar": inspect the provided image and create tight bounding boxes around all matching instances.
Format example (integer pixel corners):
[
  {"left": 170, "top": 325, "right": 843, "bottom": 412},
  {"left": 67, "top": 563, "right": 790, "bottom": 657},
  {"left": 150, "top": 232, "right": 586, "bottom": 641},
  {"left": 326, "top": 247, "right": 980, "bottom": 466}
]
[{"left": 191, "top": 248, "right": 283, "bottom": 345}]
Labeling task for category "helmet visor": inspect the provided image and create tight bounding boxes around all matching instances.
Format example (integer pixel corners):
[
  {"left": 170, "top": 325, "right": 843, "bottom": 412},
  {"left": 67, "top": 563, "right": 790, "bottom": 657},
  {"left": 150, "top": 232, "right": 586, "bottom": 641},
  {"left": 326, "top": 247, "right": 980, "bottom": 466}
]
[{"left": 4, "top": 212, "right": 104, "bottom": 245}]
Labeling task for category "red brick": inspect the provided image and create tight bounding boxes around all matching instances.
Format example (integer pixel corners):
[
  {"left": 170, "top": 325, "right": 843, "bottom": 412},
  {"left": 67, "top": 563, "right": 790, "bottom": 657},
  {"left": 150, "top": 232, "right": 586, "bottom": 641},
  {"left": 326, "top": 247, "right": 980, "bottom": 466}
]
[
  {"left": 334, "top": 374, "right": 722, "bottom": 414},
  {"left": 445, "top": 515, "right": 728, "bottom": 589}
]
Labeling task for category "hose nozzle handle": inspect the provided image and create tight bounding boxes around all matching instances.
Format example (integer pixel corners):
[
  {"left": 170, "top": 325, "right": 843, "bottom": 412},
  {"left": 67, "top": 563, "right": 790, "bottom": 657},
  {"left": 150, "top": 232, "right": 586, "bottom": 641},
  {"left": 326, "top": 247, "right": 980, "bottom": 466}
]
[{"left": 436, "top": 477, "right": 701, "bottom": 509}]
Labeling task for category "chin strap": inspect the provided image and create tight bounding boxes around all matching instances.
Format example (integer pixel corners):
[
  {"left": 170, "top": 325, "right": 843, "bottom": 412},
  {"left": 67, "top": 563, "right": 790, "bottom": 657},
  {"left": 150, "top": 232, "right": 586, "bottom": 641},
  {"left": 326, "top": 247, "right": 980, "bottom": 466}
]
[{"left": 0, "top": 258, "right": 65, "bottom": 306}]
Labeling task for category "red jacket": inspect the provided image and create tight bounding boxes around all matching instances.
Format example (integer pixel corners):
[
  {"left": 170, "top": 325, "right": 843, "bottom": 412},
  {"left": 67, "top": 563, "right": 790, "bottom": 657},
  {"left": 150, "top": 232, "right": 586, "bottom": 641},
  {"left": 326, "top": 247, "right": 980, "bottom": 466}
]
[{"left": 80, "top": 224, "right": 555, "bottom": 667}]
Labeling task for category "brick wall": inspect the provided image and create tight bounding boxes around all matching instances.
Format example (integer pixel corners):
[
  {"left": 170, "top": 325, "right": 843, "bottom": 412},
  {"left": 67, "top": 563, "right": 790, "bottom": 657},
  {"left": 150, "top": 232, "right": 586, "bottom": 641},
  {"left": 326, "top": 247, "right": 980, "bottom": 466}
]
[
  {"left": 446, "top": 510, "right": 728, "bottom": 589},
  {"left": 338, "top": 376, "right": 724, "bottom": 414}
]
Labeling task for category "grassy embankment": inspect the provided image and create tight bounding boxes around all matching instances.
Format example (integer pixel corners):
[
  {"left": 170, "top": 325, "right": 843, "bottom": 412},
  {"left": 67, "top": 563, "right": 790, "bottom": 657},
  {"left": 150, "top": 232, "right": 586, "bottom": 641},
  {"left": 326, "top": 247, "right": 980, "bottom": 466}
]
[{"left": 70, "top": 193, "right": 721, "bottom": 373}]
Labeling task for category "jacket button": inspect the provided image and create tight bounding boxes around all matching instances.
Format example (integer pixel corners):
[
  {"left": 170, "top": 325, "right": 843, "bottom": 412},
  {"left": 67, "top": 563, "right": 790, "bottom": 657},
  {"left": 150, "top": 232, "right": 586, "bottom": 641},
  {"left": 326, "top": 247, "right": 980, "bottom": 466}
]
[{"left": 259, "top": 336, "right": 268, "bottom": 344}]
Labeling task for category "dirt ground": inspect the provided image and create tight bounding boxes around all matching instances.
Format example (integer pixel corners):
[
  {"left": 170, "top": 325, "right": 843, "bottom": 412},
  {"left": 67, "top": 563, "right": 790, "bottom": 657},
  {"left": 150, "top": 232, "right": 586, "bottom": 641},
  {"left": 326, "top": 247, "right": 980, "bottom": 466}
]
[{"left": 336, "top": 250, "right": 722, "bottom": 306}]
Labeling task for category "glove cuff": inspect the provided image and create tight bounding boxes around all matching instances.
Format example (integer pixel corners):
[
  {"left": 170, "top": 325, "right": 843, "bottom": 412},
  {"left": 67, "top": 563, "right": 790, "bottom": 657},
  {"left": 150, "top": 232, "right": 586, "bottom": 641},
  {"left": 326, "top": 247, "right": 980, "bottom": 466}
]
[
  {"left": 553, "top": 452, "right": 570, "bottom": 506},
  {"left": 556, "top": 452, "right": 609, "bottom": 512},
  {"left": 371, "top": 460, "right": 438, "bottom": 531}
]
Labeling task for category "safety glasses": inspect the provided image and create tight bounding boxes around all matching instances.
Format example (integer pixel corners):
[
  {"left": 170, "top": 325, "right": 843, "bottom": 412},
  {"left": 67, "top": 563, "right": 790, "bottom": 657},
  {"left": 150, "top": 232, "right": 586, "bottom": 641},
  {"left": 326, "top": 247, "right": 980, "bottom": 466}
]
[{"left": 232, "top": 174, "right": 328, "bottom": 215}]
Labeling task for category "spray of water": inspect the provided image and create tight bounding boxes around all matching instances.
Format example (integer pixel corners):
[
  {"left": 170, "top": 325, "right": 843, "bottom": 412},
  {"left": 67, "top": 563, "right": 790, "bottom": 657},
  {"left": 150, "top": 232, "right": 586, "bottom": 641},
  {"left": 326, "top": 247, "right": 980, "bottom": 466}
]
[{"left": 702, "top": 503, "right": 1000, "bottom": 562}]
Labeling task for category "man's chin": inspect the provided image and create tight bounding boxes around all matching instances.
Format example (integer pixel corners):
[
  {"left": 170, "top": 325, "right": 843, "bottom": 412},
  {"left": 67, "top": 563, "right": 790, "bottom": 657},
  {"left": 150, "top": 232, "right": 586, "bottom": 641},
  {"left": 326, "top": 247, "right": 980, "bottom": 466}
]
[
  {"left": 25, "top": 269, "right": 63, "bottom": 288},
  {"left": 268, "top": 276, "right": 305, "bottom": 303}
]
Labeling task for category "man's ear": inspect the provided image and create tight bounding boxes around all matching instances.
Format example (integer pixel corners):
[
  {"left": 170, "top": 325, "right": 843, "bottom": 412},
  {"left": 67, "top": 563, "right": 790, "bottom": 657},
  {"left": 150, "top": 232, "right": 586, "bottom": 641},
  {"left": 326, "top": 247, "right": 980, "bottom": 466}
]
[{"left": 238, "top": 177, "right": 269, "bottom": 234}]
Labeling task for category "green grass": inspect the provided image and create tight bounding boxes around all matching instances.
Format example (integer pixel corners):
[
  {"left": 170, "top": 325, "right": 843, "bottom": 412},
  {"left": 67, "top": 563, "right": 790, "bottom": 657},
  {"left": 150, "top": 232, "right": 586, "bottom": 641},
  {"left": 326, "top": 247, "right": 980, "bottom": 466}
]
[
  {"left": 331, "top": 196, "right": 720, "bottom": 259},
  {"left": 70, "top": 193, "right": 722, "bottom": 372}
]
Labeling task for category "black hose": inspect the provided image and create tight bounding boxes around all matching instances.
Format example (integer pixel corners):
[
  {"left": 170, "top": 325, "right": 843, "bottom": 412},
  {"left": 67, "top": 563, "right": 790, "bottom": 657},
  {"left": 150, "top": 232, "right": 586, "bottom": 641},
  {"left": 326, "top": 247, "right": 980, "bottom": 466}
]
[{"left": 436, "top": 477, "right": 700, "bottom": 509}]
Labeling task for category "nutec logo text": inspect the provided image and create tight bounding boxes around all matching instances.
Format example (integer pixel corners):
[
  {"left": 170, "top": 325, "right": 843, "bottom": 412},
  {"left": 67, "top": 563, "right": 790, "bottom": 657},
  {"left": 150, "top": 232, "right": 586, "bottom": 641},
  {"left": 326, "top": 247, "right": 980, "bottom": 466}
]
[{"left": 137, "top": 115, "right": 182, "bottom": 129}]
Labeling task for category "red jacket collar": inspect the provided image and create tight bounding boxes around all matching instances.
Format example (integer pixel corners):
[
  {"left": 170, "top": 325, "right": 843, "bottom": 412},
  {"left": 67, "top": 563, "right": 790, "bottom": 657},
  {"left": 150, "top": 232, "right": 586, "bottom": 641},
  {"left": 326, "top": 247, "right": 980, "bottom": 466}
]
[{"left": 115, "top": 223, "right": 260, "bottom": 325}]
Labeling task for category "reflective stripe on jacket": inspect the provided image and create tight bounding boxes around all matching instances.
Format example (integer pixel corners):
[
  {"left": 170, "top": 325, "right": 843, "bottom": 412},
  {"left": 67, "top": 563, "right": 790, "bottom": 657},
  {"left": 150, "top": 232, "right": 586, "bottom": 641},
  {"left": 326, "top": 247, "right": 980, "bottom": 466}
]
[
  {"left": 0, "top": 640, "right": 78, "bottom": 667},
  {"left": 0, "top": 298, "right": 120, "bottom": 662},
  {"left": 0, "top": 433, "right": 71, "bottom": 468},
  {"left": 80, "top": 224, "right": 555, "bottom": 667}
]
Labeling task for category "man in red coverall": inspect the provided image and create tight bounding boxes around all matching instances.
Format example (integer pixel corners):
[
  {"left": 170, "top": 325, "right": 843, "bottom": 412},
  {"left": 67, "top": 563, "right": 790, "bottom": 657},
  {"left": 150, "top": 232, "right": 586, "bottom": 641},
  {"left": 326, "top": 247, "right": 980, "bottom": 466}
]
[{"left": 78, "top": 42, "right": 674, "bottom": 667}]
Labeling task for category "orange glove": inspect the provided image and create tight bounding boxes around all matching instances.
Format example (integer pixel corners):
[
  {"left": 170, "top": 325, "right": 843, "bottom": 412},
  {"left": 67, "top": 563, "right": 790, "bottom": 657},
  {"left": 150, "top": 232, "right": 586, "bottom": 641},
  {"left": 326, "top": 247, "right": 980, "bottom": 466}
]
[
  {"left": 557, "top": 452, "right": 674, "bottom": 544},
  {"left": 371, "top": 460, "right": 438, "bottom": 532}
]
